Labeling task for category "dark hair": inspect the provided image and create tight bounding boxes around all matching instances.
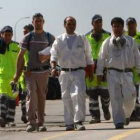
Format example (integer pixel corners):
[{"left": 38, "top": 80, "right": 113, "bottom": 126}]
[
  {"left": 24, "top": 24, "right": 34, "bottom": 31},
  {"left": 32, "top": 13, "right": 43, "bottom": 20},
  {"left": 111, "top": 17, "right": 124, "bottom": 27},
  {"left": 64, "top": 16, "right": 76, "bottom": 24}
]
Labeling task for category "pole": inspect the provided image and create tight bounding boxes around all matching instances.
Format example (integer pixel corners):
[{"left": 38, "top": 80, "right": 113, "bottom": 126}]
[{"left": 14, "top": 17, "right": 30, "bottom": 41}]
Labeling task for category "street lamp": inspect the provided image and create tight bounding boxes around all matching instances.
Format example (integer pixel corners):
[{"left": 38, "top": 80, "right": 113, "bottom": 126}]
[{"left": 14, "top": 17, "right": 30, "bottom": 41}]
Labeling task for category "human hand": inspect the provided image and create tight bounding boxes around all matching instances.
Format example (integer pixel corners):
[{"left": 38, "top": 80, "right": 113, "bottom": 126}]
[
  {"left": 97, "top": 75, "right": 102, "bottom": 85},
  {"left": 51, "top": 68, "right": 57, "bottom": 77}
]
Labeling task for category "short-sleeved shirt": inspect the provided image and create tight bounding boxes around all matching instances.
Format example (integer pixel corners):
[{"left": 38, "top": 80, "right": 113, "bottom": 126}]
[{"left": 20, "top": 31, "right": 55, "bottom": 71}]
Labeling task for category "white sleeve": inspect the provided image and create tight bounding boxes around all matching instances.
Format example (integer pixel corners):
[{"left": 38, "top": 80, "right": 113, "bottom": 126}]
[
  {"left": 50, "top": 39, "right": 60, "bottom": 63},
  {"left": 38, "top": 46, "right": 51, "bottom": 55},
  {"left": 83, "top": 36, "right": 94, "bottom": 65},
  {"left": 96, "top": 39, "right": 109, "bottom": 75}
]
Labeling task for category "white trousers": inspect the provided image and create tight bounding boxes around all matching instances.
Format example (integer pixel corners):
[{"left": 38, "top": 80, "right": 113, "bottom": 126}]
[
  {"left": 107, "top": 70, "right": 136, "bottom": 125},
  {"left": 59, "top": 70, "right": 86, "bottom": 125}
]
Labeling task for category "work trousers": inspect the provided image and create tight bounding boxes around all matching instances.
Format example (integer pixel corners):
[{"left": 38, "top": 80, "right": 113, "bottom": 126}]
[
  {"left": 87, "top": 88, "right": 110, "bottom": 119},
  {"left": 59, "top": 70, "right": 86, "bottom": 125},
  {"left": 131, "top": 85, "right": 140, "bottom": 119},
  {"left": 0, "top": 94, "right": 16, "bottom": 123},
  {"left": 21, "top": 90, "right": 27, "bottom": 117},
  {"left": 25, "top": 72, "right": 49, "bottom": 126},
  {"left": 107, "top": 70, "right": 136, "bottom": 125}
]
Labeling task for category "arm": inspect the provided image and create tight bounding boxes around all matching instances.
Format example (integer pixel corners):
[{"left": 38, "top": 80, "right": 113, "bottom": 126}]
[
  {"left": 50, "top": 39, "right": 60, "bottom": 77},
  {"left": 133, "top": 39, "right": 140, "bottom": 79},
  {"left": 38, "top": 47, "right": 51, "bottom": 63},
  {"left": 38, "top": 55, "right": 51, "bottom": 63},
  {"left": 50, "top": 39, "right": 60, "bottom": 64},
  {"left": 13, "top": 49, "right": 26, "bottom": 83},
  {"left": 96, "top": 38, "right": 109, "bottom": 84},
  {"left": 38, "top": 34, "right": 55, "bottom": 63},
  {"left": 84, "top": 37, "right": 94, "bottom": 82}
]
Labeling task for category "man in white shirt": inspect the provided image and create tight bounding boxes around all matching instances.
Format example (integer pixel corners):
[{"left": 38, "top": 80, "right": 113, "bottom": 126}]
[
  {"left": 97, "top": 17, "right": 140, "bottom": 129},
  {"left": 50, "top": 16, "right": 94, "bottom": 131}
]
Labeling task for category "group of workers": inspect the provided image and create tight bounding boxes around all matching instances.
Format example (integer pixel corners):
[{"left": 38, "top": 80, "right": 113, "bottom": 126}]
[{"left": 0, "top": 12, "right": 139, "bottom": 132}]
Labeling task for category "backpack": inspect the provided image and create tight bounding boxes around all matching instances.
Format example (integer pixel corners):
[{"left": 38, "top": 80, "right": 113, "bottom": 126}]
[{"left": 27, "top": 31, "right": 51, "bottom": 51}]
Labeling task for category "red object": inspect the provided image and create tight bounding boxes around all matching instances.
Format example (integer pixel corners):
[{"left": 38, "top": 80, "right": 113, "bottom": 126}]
[
  {"left": 16, "top": 95, "right": 19, "bottom": 106},
  {"left": 85, "top": 64, "right": 95, "bottom": 77}
]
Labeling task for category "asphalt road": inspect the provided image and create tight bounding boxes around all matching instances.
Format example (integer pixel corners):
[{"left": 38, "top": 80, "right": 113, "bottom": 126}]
[{"left": 0, "top": 99, "right": 140, "bottom": 140}]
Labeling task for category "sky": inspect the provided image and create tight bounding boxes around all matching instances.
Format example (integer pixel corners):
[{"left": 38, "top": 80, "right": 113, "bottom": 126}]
[{"left": 0, "top": 0, "right": 140, "bottom": 42}]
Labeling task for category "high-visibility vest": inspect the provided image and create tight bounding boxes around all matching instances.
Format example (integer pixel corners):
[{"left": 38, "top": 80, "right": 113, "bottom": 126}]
[
  {"left": 126, "top": 31, "right": 140, "bottom": 84},
  {"left": 0, "top": 41, "right": 19, "bottom": 79},
  {"left": 85, "top": 30, "right": 110, "bottom": 60},
  {"left": 85, "top": 30, "right": 110, "bottom": 89}
]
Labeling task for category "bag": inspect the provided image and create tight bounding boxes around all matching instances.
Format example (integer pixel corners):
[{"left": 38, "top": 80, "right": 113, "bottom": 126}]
[
  {"left": 27, "top": 31, "right": 51, "bottom": 51},
  {"left": 46, "top": 77, "right": 61, "bottom": 100},
  {"left": 0, "top": 38, "right": 6, "bottom": 54}
]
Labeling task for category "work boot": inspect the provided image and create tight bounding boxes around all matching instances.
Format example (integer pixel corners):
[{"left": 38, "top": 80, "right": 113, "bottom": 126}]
[
  {"left": 89, "top": 117, "right": 101, "bottom": 124},
  {"left": 115, "top": 123, "right": 124, "bottom": 129},
  {"left": 21, "top": 116, "right": 28, "bottom": 124},
  {"left": 66, "top": 124, "right": 75, "bottom": 131},
  {"left": 0, "top": 117, "right": 6, "bottom": 127},
  {"left": 26, "top": 124, "right": 36, "bottom": 132},
  {"left": 75, "top": 122, "right": 85, "bottom": 130},
  {"left": 104, "top": 111, "right": 111, "bottom": 120},
  {"left": 125, "top": 118, "right": 130, "bottom": 126}
]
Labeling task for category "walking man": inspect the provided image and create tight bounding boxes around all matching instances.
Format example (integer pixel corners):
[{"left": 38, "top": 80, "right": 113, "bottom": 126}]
[
  {"left": 19, "top": 24, "right": 34, "bottom": 124},
  {"left": 0, "top": 26, "right": 19, "bottom": 127},
  {"left": 97, "top": 17, "right": 140, "bottom": 129},
  {"left": 85, "top": 14, "right": 111, "bottom": 124},
  {"left": 126, "top": 17, "right": 140, "bottom": 121},
  {"left": 13, "top": 13, "right": 55, "bottom": 132},
  {"left": 50, "top": 16, "right": 94, "bottom": 131}
]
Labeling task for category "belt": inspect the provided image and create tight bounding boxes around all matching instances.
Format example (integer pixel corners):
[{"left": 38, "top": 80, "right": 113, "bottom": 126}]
[
  {"left": 30, "top": 65, "right": 50, "bottom": 71},
  {"left": 108, "top": 67, "right": 132, "bottom": 72},
  {"left": 61, "top": 67, "right": 84, "bottom": 72}
]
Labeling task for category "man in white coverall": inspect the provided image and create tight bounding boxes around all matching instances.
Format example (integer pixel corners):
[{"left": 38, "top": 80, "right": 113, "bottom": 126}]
[
  {"left": 50, "top": 16, "right": 94, "bottom": 131},
  {"left": 97, "top": 17, "right": 140, "bottom": 129}
]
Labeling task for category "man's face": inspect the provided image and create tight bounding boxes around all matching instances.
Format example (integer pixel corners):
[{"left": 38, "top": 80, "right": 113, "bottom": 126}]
[
  {"left": 92, "top": 19, "right": 102, "bottom": 32},
  {"left": 112, "top": 22, "right": 123, "bottom": 37},
  {"left": 64, "top": 17, "right": 76, "bottom": 34},
  {"left": 2, "top": 31, "right": 13, "bottom": 44},
  {"left": 23, "top": 27, "right": 29, "bottom": 35},
  {"left": 32, "top": 16, "right": 44, "bottom": 30},
  {"left": 127, "top": 21, "right": 137, "bottom": 33}
]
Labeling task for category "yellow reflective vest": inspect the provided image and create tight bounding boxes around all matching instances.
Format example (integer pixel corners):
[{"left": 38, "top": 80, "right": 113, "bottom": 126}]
[
  {"left": 85, "top": 29, "right": 110, "bottom": 89},
  {"left": 126, "top": 31, "right": 140, "bottom": 84},
  {"left": 0, "top": 41, "right": 19, "bottom": 79}
]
